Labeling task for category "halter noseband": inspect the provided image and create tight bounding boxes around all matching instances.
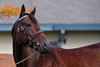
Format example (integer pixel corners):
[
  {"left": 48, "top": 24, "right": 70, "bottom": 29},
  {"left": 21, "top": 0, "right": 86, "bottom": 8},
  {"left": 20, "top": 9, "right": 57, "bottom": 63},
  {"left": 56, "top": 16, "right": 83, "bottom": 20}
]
[{"left": 17, "top": 14, "right": 50, "bottom": 54}]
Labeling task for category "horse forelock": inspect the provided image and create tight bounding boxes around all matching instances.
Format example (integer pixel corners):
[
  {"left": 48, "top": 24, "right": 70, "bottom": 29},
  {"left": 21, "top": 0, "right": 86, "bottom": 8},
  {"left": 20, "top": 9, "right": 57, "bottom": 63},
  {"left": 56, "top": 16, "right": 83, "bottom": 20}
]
[{"left": 25, "top": 13, "right": 38, "bottom": 24}]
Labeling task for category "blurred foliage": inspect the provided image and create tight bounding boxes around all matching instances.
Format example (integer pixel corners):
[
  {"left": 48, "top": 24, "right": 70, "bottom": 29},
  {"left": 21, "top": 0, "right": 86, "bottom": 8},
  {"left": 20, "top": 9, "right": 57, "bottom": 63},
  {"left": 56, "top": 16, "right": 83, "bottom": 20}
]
[{"left": 0, "top": 4, "right": 32, "bottom": 17}]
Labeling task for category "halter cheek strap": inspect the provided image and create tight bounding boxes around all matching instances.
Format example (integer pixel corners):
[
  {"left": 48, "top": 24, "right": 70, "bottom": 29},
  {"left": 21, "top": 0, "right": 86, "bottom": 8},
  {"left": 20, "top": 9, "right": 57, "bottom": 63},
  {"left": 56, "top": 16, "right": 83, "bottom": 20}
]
[{"left": 17, "top": 15, "right": 28, "bottom": 32}]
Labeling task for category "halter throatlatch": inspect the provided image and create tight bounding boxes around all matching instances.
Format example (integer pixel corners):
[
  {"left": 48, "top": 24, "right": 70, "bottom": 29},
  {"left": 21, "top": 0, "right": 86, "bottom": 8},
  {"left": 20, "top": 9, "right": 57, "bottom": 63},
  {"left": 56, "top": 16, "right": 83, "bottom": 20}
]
[{"left": 17, "top": 14, "right": 50, "bottom": 54}]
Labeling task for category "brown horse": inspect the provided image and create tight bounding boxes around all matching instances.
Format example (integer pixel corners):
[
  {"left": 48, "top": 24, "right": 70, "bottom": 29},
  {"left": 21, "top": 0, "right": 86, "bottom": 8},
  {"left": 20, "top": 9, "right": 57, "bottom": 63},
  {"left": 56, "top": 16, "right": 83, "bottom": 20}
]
[{"left": 12, "top": 4, "right": 100, "bottom": 67}]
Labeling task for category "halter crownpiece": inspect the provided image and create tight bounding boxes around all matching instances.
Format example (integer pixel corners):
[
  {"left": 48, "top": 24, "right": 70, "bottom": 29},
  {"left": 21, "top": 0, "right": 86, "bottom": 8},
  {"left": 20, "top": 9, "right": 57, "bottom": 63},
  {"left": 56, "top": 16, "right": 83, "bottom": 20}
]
[{"left": 19, "top": 15, "right": 28, "bottom": 21}]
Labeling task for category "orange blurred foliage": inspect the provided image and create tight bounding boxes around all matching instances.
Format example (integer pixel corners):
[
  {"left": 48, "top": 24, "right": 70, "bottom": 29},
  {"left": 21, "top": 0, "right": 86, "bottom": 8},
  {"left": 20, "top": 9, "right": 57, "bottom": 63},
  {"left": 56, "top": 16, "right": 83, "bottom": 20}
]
[{"left": 0, "top": 4, "right": 32, "bottom": 17}]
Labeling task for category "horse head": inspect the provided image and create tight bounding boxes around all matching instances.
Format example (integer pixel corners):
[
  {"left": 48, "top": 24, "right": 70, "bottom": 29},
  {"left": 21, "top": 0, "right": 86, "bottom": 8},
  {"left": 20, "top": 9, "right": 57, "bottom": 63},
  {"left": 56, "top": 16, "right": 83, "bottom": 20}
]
[{"left": 13, "top": 4, "right": 50, "bottom": 54}]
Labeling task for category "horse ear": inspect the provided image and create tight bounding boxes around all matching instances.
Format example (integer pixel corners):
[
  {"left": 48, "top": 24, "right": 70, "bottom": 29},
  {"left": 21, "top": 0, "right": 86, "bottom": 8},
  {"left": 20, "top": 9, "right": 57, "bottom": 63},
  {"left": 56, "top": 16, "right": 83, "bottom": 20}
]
[
  {"left": 19, "top": 4, "right": 26, "bottom": 18},
  {"left": 30, "top": 7, "right": 36, "bottom": 16}
]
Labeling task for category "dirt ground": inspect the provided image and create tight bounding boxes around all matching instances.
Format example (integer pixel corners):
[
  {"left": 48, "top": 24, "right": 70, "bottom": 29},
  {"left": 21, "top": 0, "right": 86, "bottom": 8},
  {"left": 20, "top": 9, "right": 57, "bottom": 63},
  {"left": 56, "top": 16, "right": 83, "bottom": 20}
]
[{"left": 0, "top": 54, "right": 15, "bottom": 67}]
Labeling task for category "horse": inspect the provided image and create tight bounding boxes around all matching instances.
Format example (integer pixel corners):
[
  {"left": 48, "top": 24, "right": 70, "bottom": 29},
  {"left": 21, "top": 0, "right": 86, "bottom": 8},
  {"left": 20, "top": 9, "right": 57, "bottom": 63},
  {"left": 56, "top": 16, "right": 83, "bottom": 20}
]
[{"left": 12, "top": 4, "right": 100, "bottom": 67}]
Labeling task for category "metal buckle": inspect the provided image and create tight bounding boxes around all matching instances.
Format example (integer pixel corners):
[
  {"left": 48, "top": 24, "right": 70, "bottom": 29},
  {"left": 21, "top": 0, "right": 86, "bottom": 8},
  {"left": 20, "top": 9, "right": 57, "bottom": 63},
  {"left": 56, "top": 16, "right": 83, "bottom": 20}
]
[{"left": 17, "top": 27, "right": 20, "bottom": 32}]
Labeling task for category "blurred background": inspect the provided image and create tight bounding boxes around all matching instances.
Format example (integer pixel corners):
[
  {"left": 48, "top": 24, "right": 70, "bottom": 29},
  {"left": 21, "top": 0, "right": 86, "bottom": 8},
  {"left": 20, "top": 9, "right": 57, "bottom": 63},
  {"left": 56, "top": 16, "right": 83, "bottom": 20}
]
[{"left": 0, "top": 0, "right": 100, "bottom": 54}]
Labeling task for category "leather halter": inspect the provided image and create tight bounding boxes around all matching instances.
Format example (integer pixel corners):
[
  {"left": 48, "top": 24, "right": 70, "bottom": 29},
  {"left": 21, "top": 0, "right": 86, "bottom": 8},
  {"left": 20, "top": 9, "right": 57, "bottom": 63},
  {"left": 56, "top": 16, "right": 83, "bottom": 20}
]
[{"left": 17, "top": 14, "right": 50, "bottom": 54}]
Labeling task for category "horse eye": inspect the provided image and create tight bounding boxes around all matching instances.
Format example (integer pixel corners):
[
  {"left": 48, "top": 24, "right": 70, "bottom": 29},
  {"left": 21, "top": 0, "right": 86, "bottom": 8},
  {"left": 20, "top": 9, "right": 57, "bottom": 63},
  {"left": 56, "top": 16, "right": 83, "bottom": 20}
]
[{"left": 26, "top": 23, "right": 31, "bottom": 27}]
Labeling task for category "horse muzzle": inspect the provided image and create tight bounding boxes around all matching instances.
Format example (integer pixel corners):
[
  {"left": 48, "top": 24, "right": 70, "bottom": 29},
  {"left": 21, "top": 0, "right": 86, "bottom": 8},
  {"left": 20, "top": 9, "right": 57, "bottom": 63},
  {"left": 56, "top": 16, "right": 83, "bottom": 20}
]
[{"left": 30, "top": 40, "right": 50, "bottom": 54}]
